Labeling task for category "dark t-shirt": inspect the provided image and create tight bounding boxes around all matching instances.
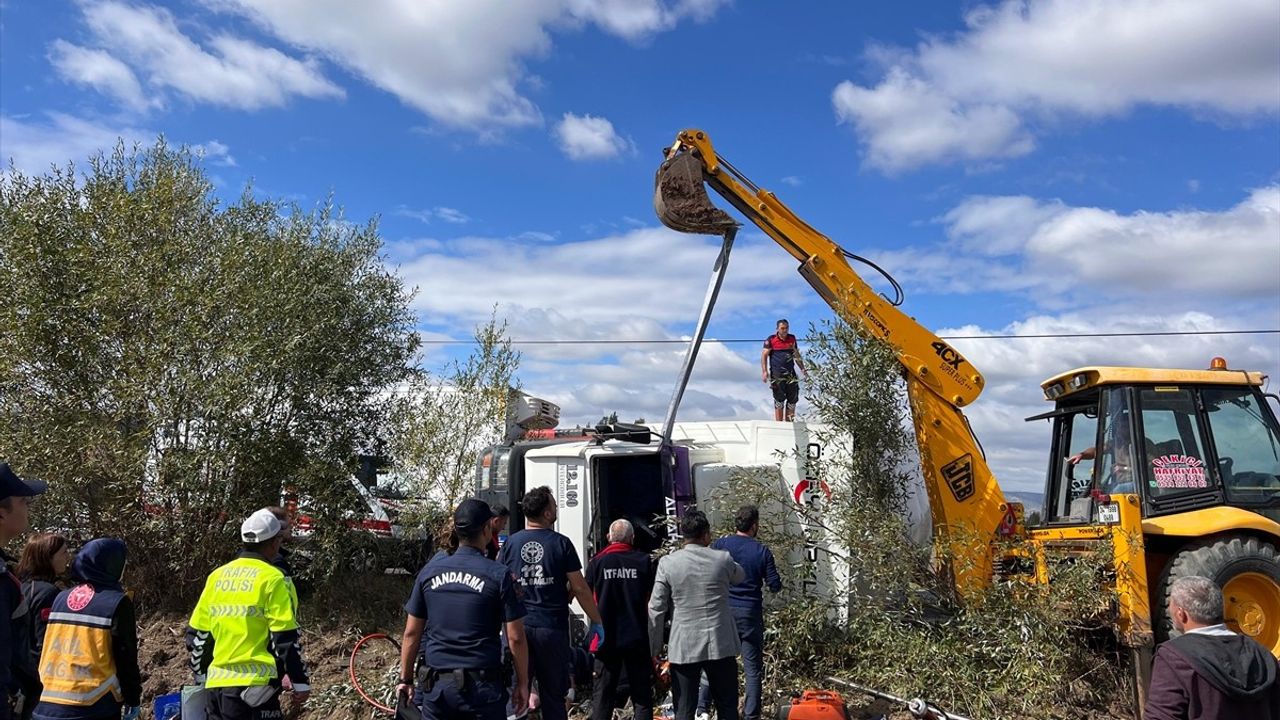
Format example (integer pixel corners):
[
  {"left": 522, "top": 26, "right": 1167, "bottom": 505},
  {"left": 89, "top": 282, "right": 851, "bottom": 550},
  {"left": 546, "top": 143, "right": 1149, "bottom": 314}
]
[
  {"left": 764, "top": 334, "right": 798, "bottom": 378},
  {"left": 405, "top": 546, "right": 525, "bottom": 669},
  {"left": 497, "top": 527, "right": 581, "bottom": 629}
]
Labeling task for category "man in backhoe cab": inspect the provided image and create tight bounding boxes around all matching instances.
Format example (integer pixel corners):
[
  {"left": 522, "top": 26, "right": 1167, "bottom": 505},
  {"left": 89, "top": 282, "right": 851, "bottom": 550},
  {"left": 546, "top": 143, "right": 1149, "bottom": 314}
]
[
  {"left": 761, "top": 319, "right": 806, "bottom": 422},
  {"left": 1068, "top": 416, "right": 1156, "bottom": 494},
  {"left": 1144, "top": 575, "right": 1279, "bottom": 719}
]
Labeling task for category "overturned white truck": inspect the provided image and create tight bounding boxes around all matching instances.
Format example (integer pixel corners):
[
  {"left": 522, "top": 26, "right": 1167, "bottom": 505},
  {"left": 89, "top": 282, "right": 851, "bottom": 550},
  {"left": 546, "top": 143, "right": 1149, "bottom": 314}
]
[{"left": 474, "top": 394, "right": 856, "bottom": 633}]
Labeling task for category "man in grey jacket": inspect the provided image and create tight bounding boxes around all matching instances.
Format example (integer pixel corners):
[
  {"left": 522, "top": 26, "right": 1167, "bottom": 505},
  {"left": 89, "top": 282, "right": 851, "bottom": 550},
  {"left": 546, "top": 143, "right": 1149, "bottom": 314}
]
[{"left": 649, "top": 510, "right": 745, "bottom": 720}]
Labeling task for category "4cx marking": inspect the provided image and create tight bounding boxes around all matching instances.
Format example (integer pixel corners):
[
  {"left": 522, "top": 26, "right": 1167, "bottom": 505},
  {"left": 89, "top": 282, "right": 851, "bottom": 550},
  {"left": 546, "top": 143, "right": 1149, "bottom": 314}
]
[{"left": 931, "top": 341, "right": 966, "bottom": 369}]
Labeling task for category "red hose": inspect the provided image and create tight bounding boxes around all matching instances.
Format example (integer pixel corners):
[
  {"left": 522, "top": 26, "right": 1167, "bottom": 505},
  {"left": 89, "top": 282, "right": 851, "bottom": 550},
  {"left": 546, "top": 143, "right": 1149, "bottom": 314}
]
[{"left": 349, "top": 632, "right": 401, "bottom": 714}]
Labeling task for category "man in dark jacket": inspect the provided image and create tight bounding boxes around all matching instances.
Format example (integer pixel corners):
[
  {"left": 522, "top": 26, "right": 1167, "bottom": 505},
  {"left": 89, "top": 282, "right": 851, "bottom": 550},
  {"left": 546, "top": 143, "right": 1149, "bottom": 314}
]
[
  {"left": 1145, "top": 575, "right": 1279, "bottom": 720},
  {"left": 696, "top": 505, "right": 782, "bottom": 720},
  {"left": 585, "top": 519, "right": 656, "bottom": 720},
  {"left": 1, "top": 462, "right": 48, "bottom": 720}
]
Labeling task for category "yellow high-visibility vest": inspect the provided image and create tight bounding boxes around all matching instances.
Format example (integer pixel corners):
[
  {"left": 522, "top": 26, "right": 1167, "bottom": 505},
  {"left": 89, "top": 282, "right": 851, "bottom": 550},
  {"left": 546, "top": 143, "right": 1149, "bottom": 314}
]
[
  {"left": 189, "top": 556, "right": 298, "bottom": 689},
  {"left": 38, "top": 585, "right": 124, "bottom": 707}
]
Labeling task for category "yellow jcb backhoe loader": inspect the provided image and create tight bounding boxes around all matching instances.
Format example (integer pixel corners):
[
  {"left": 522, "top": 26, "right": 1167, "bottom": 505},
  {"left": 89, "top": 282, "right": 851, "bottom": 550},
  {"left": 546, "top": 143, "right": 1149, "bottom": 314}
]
[{"left": 653, "top": 129, "right": 1280, "bottom": 704}]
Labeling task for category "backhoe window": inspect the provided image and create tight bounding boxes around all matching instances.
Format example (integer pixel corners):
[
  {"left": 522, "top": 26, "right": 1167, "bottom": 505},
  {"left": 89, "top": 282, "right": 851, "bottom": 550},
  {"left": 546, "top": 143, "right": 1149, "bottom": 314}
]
[
  {"left": 1047, "top": 407, "right": 1099, "bottom": 522},
  {"left": 1137, "top": 388, "right": 1213, "bottom": 498},
  {"left": 1202, "top": 387, "right": 1280, "bottom": 505},
  {"left": 1096, "top": 389, "right": 1139, "bottom": 497}
]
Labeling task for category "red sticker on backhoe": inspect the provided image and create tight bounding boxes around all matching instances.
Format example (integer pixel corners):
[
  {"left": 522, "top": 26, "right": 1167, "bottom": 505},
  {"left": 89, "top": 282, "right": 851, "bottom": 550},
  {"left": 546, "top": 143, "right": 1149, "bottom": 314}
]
[{"left": 1151, "top": 455, "right": 1207, "bottom": 489}]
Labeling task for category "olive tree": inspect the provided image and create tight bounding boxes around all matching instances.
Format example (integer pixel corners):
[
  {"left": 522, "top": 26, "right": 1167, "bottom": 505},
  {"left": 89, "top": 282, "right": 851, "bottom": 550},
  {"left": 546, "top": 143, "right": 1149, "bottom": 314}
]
[
  {"left": 0, "top": 141, "right": 419, "bottom": 605},
  {"left": 387, "top": 315, "right": 521, "bottom": 509}
]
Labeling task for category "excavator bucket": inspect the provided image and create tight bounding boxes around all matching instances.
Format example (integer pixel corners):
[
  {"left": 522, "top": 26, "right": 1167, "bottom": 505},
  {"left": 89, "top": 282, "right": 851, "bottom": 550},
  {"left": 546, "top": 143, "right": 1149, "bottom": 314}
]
[{"left": 654, "top": 152, "right": 737, "bottom": 235}]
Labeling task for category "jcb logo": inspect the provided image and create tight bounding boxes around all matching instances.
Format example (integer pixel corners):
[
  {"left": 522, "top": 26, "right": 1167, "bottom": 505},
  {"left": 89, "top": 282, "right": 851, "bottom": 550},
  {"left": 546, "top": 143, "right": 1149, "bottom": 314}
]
[
  {"left": 942, "top": 454, "right": 975, "bottom": 502},
  {"left": 931, "top": 341, "right": 965, "bottom": 369}
]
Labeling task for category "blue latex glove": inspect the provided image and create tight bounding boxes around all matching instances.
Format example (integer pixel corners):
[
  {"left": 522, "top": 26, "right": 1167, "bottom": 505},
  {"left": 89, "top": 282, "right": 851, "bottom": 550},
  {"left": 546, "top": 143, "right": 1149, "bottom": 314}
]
[
  {"left": 586, "top": 622, "right": 605, "bottom": 651},
  {"left": 122, "top": 707, "right": 141, "bottom": 720}
]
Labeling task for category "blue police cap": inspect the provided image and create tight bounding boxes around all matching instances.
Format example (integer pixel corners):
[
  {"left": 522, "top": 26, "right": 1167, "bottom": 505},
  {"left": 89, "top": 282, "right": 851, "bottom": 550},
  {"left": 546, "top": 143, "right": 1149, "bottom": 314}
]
[
  {"left": 0, "top": 462, "right": 47, "bottom": 500},
  {"left": 454, "top": 498, "right": 494, "bottom": 532}
]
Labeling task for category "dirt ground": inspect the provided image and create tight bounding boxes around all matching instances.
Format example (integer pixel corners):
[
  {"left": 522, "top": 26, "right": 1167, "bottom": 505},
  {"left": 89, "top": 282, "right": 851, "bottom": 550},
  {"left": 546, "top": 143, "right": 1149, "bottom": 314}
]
[
  {"left": 133, "top": 571, "right": 1132, "bottom": 720},
  {"left": 136, "top": 611, "right": 920, "bottom": 720}
]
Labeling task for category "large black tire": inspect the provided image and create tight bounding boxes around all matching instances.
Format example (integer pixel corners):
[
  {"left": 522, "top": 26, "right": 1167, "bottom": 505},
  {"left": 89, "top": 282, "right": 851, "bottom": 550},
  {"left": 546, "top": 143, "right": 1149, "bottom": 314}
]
[{"left": 1156, "top": 535, "right": 1280, "bottom": 654}]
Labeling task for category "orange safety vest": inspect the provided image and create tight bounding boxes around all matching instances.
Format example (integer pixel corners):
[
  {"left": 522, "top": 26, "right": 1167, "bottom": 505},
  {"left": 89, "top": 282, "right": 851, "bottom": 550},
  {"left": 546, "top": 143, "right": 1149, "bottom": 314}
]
[{"left": 37, "top": 583, "right": 124, "bottom": 707}]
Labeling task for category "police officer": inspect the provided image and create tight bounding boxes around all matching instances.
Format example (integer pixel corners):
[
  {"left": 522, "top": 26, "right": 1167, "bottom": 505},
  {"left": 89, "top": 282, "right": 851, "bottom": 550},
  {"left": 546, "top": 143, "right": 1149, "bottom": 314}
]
[
  {"left": 1, "top": 463, "right": 48, "bottom": 720},
  {"left": 187, "top": 509, "right": 310, "bottom": 720},
  {"left": 30, "top": 538, "right": 141, "bottom": 720},
  {"left": 398, "top": 499, "right": 529, "bottom": 720}
]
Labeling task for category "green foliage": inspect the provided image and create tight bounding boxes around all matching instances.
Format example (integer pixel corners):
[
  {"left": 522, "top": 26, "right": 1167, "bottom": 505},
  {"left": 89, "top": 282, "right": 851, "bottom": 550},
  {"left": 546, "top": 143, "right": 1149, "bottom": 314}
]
[
  {"left": 704, "top": 319, "right": 1130, "bottom": 719},
  {"left": 0, "top": 140, "right": 419, "bottom": 606},
  {"left": 385, "top": 313, "right": 520, "bottom": 527}
]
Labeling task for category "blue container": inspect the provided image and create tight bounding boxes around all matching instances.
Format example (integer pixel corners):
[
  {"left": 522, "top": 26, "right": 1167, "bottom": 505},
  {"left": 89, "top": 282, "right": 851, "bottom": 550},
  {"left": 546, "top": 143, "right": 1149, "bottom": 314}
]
[{"left": 154, "top": 692, "right": 182, "bottom": 720}]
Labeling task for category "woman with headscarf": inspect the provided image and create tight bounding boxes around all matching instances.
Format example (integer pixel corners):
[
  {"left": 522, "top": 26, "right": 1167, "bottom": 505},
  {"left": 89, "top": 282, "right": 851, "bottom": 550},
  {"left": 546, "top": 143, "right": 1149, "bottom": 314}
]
[
  {"left": 31, "top": 538, "right": 141, "bottom": 720},
  {"left": 14, "top": 534, "right": 70, "bottom": 720}
]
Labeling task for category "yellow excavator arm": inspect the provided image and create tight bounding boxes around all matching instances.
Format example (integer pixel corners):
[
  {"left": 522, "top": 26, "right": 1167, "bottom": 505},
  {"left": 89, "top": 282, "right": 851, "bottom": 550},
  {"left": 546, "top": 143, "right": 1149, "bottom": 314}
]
[{"left": 655, "top": 129, "right": 1013, "bottom": 593}]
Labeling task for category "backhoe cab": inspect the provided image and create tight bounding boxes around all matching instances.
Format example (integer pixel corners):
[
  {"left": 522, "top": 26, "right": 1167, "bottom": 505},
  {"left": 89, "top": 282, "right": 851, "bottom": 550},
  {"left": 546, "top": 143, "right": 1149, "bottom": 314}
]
[{"left": 1033, "top": 361, "right": 1280, "bottom": 654}]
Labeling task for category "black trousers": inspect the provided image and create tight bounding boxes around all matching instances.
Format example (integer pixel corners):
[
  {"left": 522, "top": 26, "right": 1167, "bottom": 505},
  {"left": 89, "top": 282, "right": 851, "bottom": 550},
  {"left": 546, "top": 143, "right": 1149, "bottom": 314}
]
[
  {"left": 591, "top": 644, "right": 654, "bottom": 720},
  {"left": 205, "top": 687, "right": 283, "bottom": 720},
  {"left": 526, "top": 626, "right": 570, "bottom": 720},
  {"left": 421, "top": 674, "right": 507, "bottom": 720},
  {"left": 671, "top": 656, "right": 737, "bottom": 720}
]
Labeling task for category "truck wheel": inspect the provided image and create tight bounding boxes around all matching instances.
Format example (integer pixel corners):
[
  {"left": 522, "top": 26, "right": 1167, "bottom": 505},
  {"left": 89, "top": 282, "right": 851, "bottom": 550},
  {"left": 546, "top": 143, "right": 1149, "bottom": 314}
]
[{"left": 1158, "top": 535, "right": 1280, "bottom": 655}]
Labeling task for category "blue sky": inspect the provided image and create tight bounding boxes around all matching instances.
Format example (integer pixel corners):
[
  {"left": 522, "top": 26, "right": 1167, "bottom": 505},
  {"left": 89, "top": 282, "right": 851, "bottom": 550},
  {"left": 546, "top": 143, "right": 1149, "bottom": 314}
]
[{"left": 2, "top": 0, "right": 1278, "bottom": 491}]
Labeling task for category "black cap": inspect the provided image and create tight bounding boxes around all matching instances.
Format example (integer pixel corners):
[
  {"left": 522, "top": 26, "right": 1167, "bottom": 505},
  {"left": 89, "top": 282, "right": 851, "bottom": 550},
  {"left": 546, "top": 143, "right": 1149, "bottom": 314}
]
[
  {"left": 454, "top": 498, "right": 495, "bottom": 532},
  {"left": 0, "top": 462, "right": 48, "bottom": 500}
]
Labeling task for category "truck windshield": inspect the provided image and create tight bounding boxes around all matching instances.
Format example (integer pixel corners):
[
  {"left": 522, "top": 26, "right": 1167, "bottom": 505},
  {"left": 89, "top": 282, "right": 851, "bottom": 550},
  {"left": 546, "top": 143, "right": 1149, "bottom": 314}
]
[{"left": 1202, "top": 387, "right": 1280, "bottom": 506}]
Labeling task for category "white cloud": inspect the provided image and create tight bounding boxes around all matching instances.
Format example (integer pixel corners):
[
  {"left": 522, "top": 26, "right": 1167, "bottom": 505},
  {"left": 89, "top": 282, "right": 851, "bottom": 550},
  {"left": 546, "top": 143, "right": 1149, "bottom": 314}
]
[
  {"left": 876, "top": 186, "right": 1280, "bottom": 304},
  {"left": 395, "top": 206, "right": 472, "bottom": 225},
  {"left": 0, "top": 113, "right": 150, "bottom": 176},
  {"left": 554, "top": 113, "right": 633, "bottom": 160},
  {"left": 836, "top": 0, "right": 1280, "bottom": 170},
  {"left": 394, "top": 224, "right": 813, "bottom": 425},
  {"left": 780, "top": 176, "right": 803, "bottom": 187},
  {"left": 192, "top": 139, "right": 236, "bottom": 167},
  {"left": 215, "top": 0, "right": 728, "bottom": 130},
  {"left": 564, "top": 0, "right": 729, "bottom": 42},
  {"left": 833, "top": 70, "right": 1034, "bottom": 173},
  {"left": 399, "top": 226, "right": 806, "bottom": 332},
  {"left": 49, "top": 40, "right": 156, "bottom": 112},
  {"left": 434, "top": 207, "right": 470, "bottom": 224},
  {"left": 62, "top": 1, "right": 343, "bottom": 111}
]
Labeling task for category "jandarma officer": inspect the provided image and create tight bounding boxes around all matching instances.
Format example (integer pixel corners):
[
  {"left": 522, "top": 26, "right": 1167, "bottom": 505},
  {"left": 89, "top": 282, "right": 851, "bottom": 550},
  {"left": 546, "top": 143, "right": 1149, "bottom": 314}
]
[
  {"left": 186, "top": 509, "right": 310, "bottom": 720},
  {"left": 398, "top": 499, "right": 529, "bottom": 720}
]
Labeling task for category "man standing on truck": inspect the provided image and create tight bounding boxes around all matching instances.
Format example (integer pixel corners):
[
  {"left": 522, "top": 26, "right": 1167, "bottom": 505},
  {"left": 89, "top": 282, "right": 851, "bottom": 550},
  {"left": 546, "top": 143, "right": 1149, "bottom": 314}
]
[
  {"left": 498, "top": 487, "right": 605, "bottom": 720},
  {"left": 761, "top": 319, "right": 806, "bottom": 421}
]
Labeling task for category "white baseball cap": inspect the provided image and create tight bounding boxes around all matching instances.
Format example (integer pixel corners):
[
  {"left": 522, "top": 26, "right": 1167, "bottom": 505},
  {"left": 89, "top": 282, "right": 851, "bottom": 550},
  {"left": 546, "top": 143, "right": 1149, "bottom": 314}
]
[{"left": 241, "top": 508, "right": 282, "bottom": 543}]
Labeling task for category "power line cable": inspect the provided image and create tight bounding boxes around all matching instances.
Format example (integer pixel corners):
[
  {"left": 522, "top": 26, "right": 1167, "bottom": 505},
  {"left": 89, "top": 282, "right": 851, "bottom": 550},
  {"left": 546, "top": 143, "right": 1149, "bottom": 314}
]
[{"left": 417, "top": 328, "right": 1280, "bottom": 345}]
